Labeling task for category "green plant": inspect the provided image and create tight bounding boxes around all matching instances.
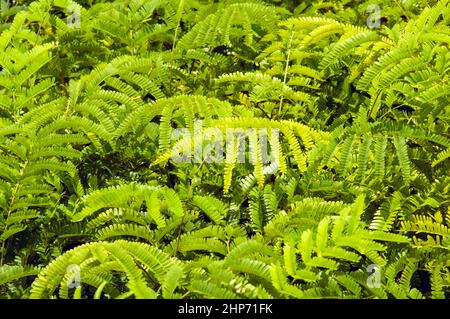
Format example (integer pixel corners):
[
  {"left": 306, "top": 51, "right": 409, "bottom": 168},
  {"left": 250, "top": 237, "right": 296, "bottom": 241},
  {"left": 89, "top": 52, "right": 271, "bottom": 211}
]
[{"left": 0, "top": 0, "right": 449, "bottom": 299}]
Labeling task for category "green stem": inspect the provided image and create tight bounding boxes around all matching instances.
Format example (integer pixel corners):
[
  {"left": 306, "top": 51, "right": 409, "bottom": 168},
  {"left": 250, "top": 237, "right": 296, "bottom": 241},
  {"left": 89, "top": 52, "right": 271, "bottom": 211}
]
[{"left": 279, "top": 30, "right": 295, "bottom": 115}]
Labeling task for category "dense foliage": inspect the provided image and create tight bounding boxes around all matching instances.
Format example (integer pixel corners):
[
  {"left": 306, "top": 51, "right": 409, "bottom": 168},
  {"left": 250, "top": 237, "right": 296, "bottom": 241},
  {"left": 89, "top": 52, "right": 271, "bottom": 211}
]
[{"left": 0, "top": 0, "right": 449, "bottom": 299}]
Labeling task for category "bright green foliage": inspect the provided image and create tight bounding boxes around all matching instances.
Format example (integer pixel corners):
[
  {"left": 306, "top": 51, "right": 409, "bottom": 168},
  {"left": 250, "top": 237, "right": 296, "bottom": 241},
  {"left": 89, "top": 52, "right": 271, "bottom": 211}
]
[{"left": 0, "top": 0, "right": 449, "bottom": 299}]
